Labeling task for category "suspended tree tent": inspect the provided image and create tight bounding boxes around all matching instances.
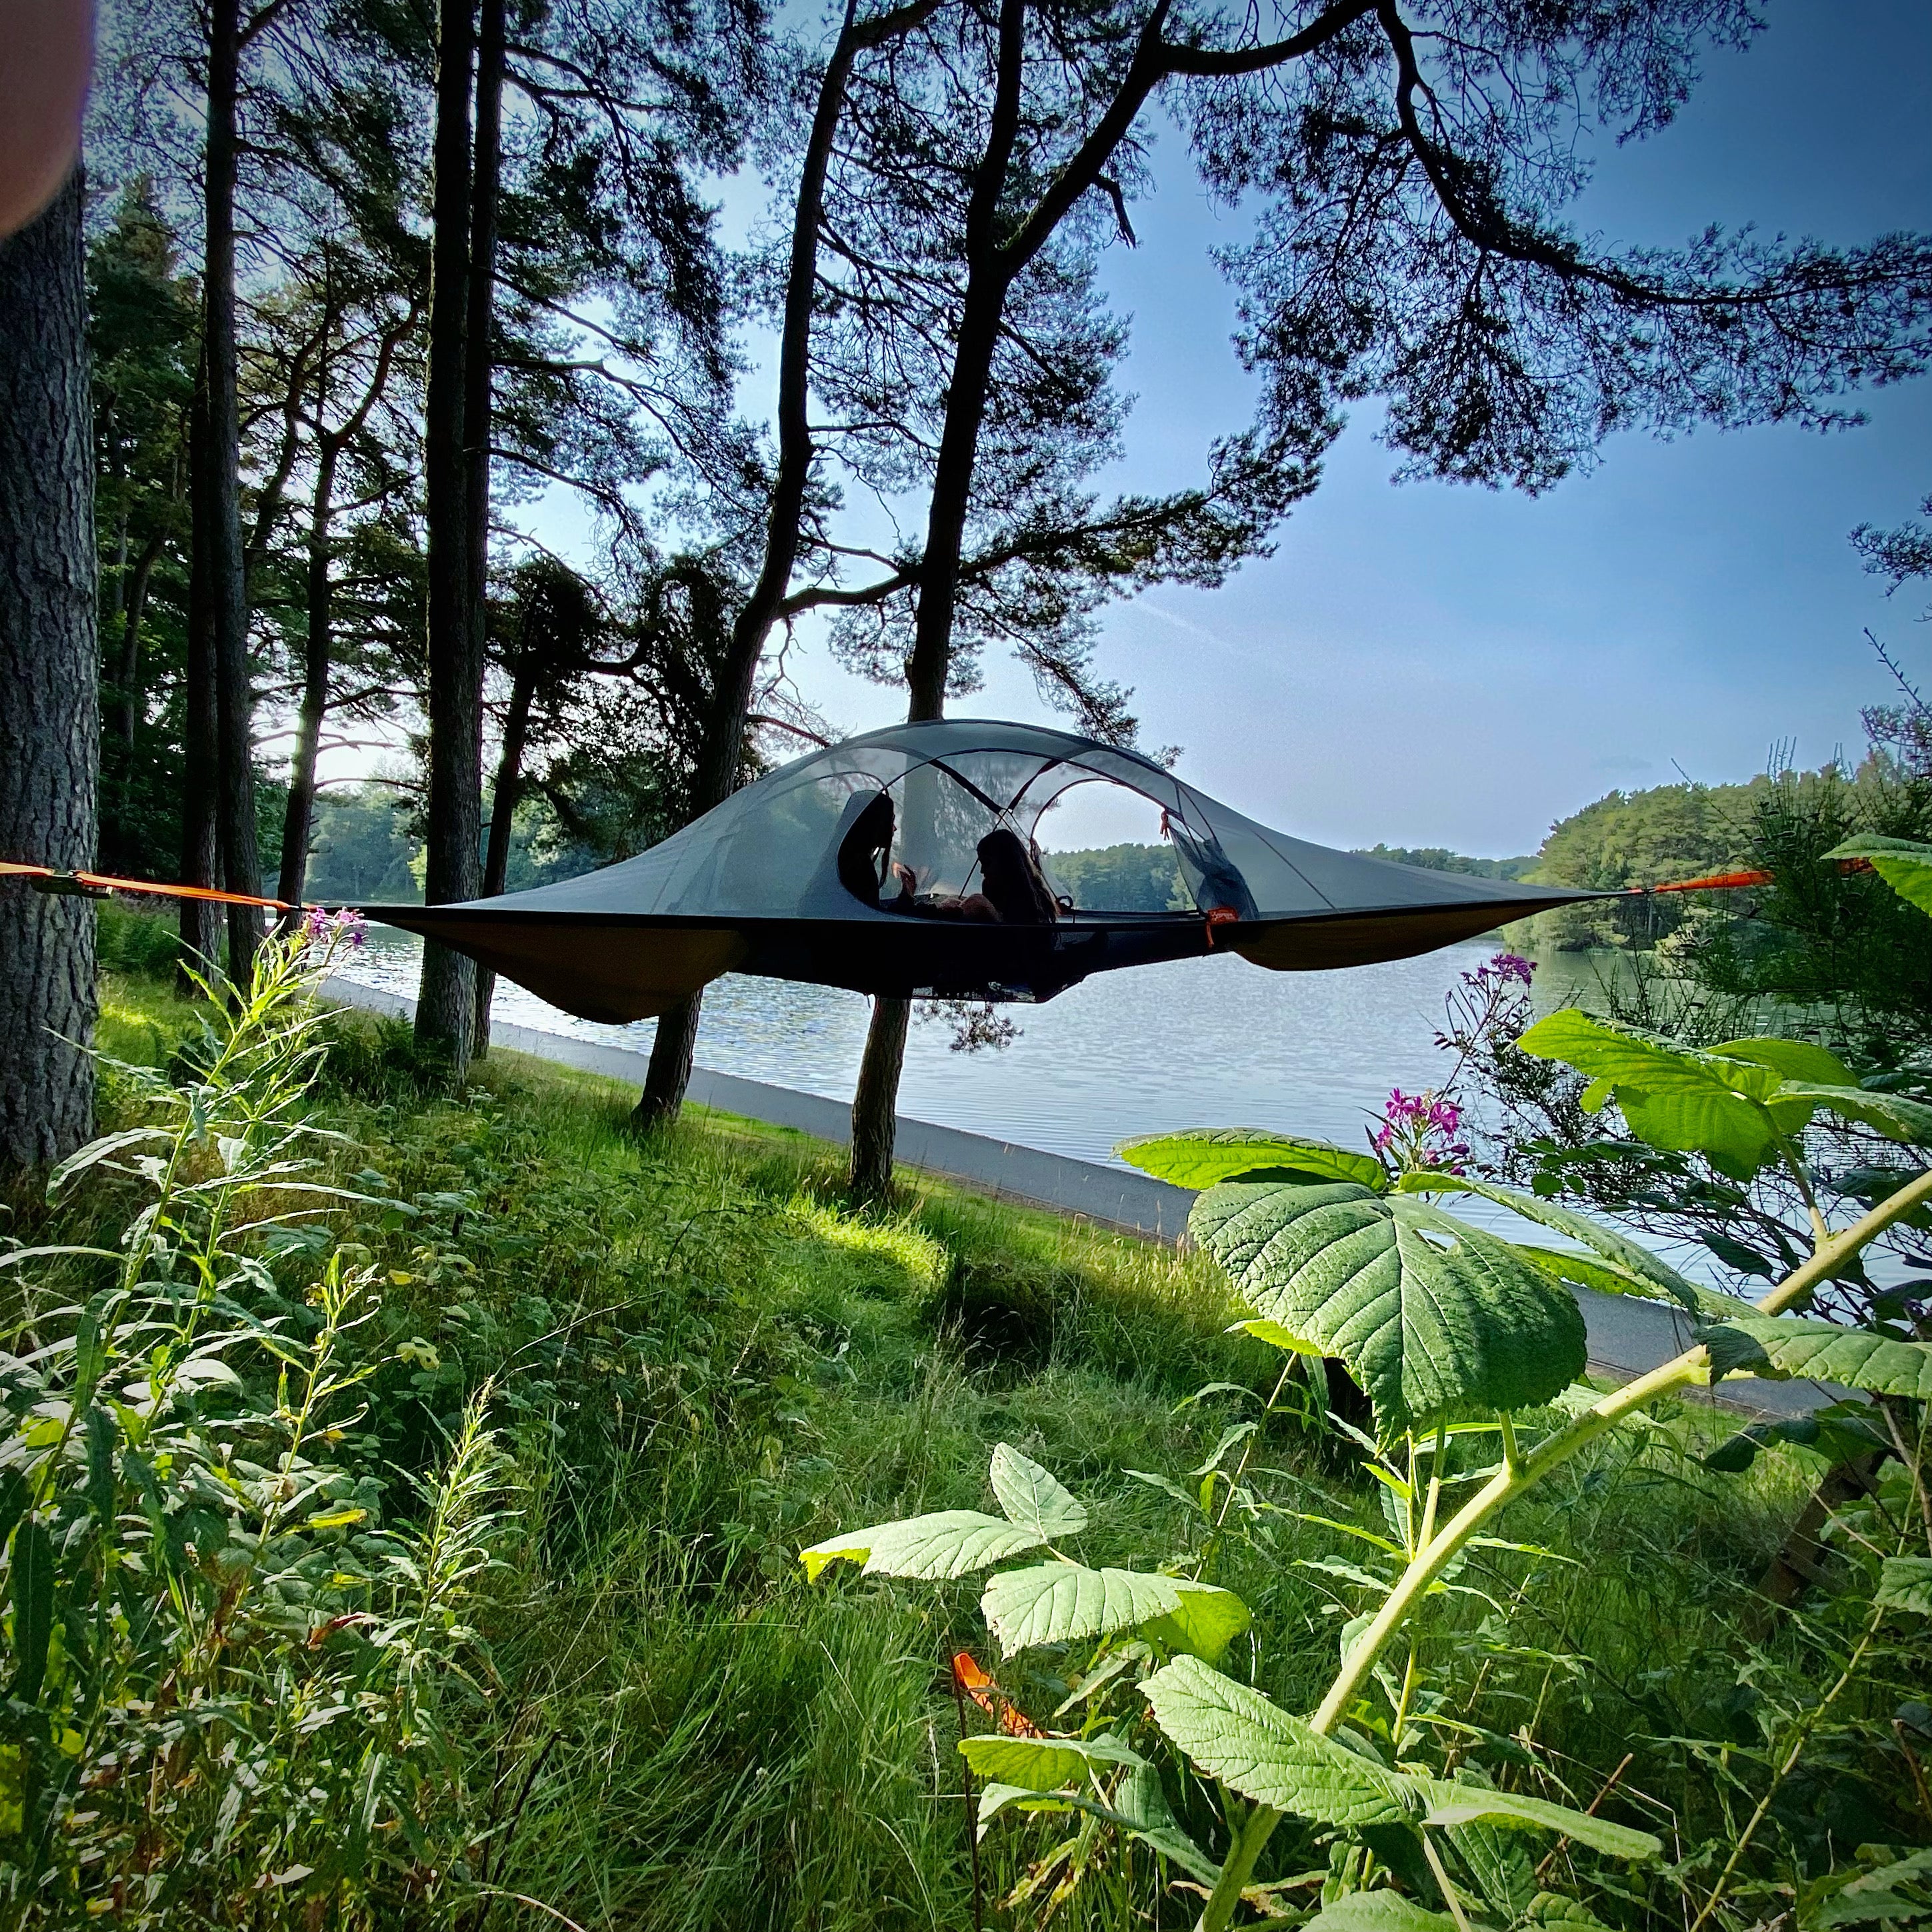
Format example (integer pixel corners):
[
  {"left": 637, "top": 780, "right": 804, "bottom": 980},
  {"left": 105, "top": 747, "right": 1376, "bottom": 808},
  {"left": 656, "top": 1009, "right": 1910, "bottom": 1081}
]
[{"left": 361, "top": 719, "right": 1611, "bottom": 1024}]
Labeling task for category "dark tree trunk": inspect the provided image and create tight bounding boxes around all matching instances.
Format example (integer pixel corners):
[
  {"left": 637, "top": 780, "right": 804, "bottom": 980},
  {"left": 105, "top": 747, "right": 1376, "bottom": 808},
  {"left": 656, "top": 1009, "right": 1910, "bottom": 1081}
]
[
  {"left": 203, "top": 0, "right": 263, "bottom": 985},
  {"left": 635, "top": 993, "right": 703, "bottom": 1131},
  {"left": 416, "top": 0, "right": 479, "bottom": 1077},
  {"left": 0, "top": 171, "right": 99, "bottom": 1172},
  {"left": 846, "top": 0, "right": 1024, "bottom": 1202},
  {"left": 847, "top": 996, "right": 910, "bottom": 1202},
  {"left": 179, "top": 359, "right": 221, "bottom": 981},
  {"left": 277, "top": 438, "right": 339, "bottom": 910},
  {"left": 100, "top": 525, "right": 163, "bottom": 874},
  {"left": 470, "top": 655, "right": 531, "bottom": 1057},
  {"left": 633, "top": 0, "right": 931, "bottom": 1128},
  {"left": 463, "top": 0, "right": 505, "bottom": 1058},
  {"left": 116, "top": 531, "right": 161, "bottom": 757}
]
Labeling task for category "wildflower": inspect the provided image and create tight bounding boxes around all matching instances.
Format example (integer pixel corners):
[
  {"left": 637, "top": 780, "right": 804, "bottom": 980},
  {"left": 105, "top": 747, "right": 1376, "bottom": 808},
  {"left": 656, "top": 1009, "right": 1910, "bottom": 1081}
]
[
  {"left": 301, "top": 905, "right": 367, "bottom": 953},
  {"left": 1371, "top": 1086, "right": 1470, "bottom": 1173}
]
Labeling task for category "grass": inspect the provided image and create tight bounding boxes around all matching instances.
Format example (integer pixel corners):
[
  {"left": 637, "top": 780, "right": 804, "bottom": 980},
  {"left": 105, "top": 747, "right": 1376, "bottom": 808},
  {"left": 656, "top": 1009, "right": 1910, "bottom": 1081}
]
[{"left": 43, "top": 947, "right": 1928, "bottom": 1927}]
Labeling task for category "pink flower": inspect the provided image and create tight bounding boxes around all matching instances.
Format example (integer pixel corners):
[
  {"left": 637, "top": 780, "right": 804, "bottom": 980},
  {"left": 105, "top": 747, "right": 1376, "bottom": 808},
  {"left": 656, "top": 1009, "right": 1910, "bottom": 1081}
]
[
  {"left": 300, "top": 906, "right": 367, "bottom": 952},
  {"left": 1373, "top": 1086, "right": 1469, "bottom": 1173}
]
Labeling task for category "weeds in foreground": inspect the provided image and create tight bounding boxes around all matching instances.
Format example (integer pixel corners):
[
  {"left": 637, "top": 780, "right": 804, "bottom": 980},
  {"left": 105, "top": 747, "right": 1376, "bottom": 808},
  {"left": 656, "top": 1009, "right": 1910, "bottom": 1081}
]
[{"left": 5, "top": 902, "right": 1927, "bottom": 1928}]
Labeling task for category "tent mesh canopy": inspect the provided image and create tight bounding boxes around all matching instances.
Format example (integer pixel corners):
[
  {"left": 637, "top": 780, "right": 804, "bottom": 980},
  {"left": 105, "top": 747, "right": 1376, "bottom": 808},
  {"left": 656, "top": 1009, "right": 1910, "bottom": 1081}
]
[{"left": 363, "top": 720, "right": 1606, "bottom": 1023}]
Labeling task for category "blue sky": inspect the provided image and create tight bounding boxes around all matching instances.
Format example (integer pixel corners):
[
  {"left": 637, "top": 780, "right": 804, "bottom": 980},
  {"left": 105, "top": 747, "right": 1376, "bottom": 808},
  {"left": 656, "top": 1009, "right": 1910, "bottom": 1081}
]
[{"left": 786, "top": 1, "right": 1932, "bottom": 857}]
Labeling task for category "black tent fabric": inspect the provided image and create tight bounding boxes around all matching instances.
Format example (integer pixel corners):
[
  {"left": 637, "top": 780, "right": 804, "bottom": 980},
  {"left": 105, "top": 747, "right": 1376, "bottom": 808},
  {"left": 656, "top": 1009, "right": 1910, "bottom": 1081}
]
[{"left": 362, "top": 719, "right": 1612, "bottom": 1023}]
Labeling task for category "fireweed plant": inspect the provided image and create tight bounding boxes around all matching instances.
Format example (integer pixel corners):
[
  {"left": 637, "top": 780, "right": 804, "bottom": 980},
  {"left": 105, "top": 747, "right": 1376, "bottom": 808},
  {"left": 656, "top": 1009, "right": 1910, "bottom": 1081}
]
[
  {"left": 802, "top": 854, "right": 1932, "bottom": 1932},
  {"left": 0, "top": 919, "right": 513, "bottom": 1923}
]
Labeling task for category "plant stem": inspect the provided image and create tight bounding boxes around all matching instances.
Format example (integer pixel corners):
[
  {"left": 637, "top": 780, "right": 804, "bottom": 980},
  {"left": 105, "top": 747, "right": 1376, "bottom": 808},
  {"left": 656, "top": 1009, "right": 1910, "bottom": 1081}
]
[
  {"left": 1191, "top": 1162, "right": 1932, "bottom": 1932},
  {"left": 1687, "top": 1590, "right": 1886, "bottom": 1932}
]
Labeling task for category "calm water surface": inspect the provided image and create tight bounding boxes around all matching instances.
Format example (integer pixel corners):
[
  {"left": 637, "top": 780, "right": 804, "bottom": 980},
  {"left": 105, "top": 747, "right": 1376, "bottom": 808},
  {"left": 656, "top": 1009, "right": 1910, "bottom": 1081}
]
[{"left": 338, "top": 931, "right": 1613, "bottom": 1169}]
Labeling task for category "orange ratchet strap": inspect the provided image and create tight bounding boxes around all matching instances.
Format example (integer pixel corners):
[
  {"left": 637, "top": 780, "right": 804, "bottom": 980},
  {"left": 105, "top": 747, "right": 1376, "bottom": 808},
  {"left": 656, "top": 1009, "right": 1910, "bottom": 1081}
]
[
  {"left": 1641, "top": 856, "right": 1871, "bottom": 895},
  {"left": 0, "top": 861, "right": 301, "bottom": 913}
]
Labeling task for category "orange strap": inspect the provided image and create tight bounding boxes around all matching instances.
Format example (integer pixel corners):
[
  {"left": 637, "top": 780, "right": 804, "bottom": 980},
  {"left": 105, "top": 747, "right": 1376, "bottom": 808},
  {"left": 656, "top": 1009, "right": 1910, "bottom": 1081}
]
[
  {"left": 0, "top": 860, "right": 301, "bottom": 913},
  {"left": 1642, "top": 856, "right": 1871, "bottom": 896},
  {"left": 1644, "top": 867, "right": 1773, "bottom": 895}
]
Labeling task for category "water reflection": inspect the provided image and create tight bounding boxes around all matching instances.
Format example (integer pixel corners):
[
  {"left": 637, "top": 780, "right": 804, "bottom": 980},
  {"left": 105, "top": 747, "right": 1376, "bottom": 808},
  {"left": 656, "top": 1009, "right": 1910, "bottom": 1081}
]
[{"left": 338, "top": 929, "right": 1614, "bottom": 1169}]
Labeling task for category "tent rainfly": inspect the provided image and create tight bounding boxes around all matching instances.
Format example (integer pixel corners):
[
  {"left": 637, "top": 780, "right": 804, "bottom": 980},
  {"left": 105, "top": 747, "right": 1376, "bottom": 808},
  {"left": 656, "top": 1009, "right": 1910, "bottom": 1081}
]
[{"left": 363, "top": 719, "right": 1612, "bottom": 1024}]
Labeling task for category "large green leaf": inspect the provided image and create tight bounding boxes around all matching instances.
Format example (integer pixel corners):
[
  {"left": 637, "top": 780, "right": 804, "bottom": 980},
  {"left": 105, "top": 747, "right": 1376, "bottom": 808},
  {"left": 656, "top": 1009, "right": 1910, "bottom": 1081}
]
[
  {"left": 1144, "top": 1661, "right": 1661, "bottom": 1861},
  {"left": 1304, "top": 1895, "right": 1461, "bottom": 1932},
  {"left": 1612, "top": 1091, "right": 1781, "bottom": 1179},
  {"left": 988, "top": 1443, "right": 1089, "bottom": 1539},
  {"left": 1191, "top": 1181, "right": 1586, "bottom": 1439},
  {"left": 959, "top": 1731, "right": 1143, "bottom": 1790},
  {"left": 801, "top": 1441, "right": 1089, "bottom": 1581},
  {"left": 1403, "top": 1174, "right": 1719, "bottom": 1315},
  {"left": 979, "top": 1563, "right": 1249, "bottom": 1663},
  {"left": 1516, "top": 1012, "right": 1787, "bottom": 1179},
  {"left": 1415, "top": 1780, "right": 1661, "bottom": 1859},
  {"left": 1826, "top": 835, "right": 1932, "bottom": 918},
  {"left": 1770, "top": 1084, "right": 1932, "bottom": 1146},
  {"left": 1709, "top": 1038, "right": 1859, "bottom": 1086},
  {"left": 981, "top": 1563, "right": 1183, "bottom": 1657},
  {"left": 1876, "top": 1556, "right": 1932, "bottom": 1617},
  {"left": 1141, "top": 1579, "right": 1253, "bottom": 1664},
  {"left": 1518, "top": 1011, "right": 1781, "bottom": 1101},
  {"left": 1141, "top": 1655, "right": 1410, "bottom": 1829},
  {"left": 1698, "top": 1317, "right": 1932, "bottom": 1398},
  {"left": 800, "top": 1510, "right": 1046, "bottom": 1583},
  {"left": 9, "top": 1518, "right": 54, "bottom": 1703},
  {"left": 1118, "top": 1129, "right": 1387, "bottom": 1192}
]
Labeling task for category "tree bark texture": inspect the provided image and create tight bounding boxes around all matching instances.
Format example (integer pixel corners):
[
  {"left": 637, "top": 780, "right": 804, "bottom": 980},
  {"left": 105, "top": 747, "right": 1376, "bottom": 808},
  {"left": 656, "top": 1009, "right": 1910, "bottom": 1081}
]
[
  {"left": 469, "top": 654, "right": 531, "bottom": 1056},
  {"left": 847, "top": 0, "right": 1024, "bottom": 1200},
  {"left": 416, "top": 0, "right": 480, "bottom": 1077},
  {"left": 847, "top": 996, "right": 910, "bottom": 1203},
  {"left": 0, "top": 171, "right": 99, "bottom": 1172},
  {"left": 201, "top": 0, "right": 264, "bottom": 983},
  {"left": 634, "top": 0, "right": 935, "bottom": 1125},
  {"left": 277, "top": 437, "right": 339, "bottom": 909},
  {"left": 179, "top": 359, "right": 221, "bottom": 979},
  {"left": 464, "top": 0, "right": 505, "bottom": 1056},
  {"left": 633, "top": 992, "right": 702, "bottom": 1131}
]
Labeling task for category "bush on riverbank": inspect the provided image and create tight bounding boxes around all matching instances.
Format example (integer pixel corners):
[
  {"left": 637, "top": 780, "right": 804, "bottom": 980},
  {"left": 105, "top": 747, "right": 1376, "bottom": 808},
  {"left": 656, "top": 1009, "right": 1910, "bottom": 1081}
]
[{"left": 1, "top": 938, "right": 1925, "bottom": 1927}]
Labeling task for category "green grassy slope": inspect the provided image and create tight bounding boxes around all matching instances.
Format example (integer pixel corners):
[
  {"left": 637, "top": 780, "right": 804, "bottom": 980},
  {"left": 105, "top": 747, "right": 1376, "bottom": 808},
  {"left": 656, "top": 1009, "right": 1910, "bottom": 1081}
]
[{"left": 65, "top": 963, "right": 1906, "bottom": 1929}]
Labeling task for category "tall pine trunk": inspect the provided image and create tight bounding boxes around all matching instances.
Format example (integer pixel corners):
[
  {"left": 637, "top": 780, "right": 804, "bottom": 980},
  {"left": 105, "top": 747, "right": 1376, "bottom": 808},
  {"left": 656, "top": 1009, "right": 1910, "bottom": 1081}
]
[
  {"left": 0, "top": 171, "right": 99, "bottom": 1171},
  {"left": 179, "top": 357, "right": 221, "bottom": 981},
  {"left": 847, "top": 0, "right": 1021, "bottom": 1201},
  {"left": 104, "top": 525, "right": 163, "bottom": 873},
  {"left": 633, "top": 0, "right": 928, "bottom": 1129},
  {"left": 415, "top": 0, "right": 479, "bottom": 1075},
  {"left": 277, "top": 437, "right": 339, "bottom": 909},
  {"left": 203, "top": 0, "right": 264, "bottom": 983},
  {"left": 465, "top": 0, "right": 506, "bottom": 1058},
  {"left": 471, "top": 655, "right": 533, "bottom": 1056}
]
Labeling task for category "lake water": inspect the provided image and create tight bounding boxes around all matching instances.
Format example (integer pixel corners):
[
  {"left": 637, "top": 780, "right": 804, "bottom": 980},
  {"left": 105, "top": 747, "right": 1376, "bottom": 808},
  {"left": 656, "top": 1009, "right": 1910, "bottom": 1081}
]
[{"left": 337, "top": 928, "right": 1615, "bottom": 1169}]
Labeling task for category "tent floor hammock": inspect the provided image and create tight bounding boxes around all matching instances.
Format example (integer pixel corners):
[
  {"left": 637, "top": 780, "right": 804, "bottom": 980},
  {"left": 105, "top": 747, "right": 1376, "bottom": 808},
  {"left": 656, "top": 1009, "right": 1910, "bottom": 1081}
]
[
  {"left": 5, "top": 719, "right": 1635, "bottom": 1023},
  {"left": 347, "top": 720, "right": 1616, "bottom": 1024}
]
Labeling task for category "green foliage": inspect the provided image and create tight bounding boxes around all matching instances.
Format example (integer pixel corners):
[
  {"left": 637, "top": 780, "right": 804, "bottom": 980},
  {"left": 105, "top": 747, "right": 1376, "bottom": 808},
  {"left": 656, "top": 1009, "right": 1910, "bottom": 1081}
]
[
  {"left": 1829, "top": 835, "right": 1932, "bottom": 919},
  {"left": 0, "top": 931, "right": 511, "bottom": 1924},
  {"left": 33, "top": 930, "right": 1931, "bottom": 1931},
  {"left": 1353, "top": 845, "right": 1537, "bottom": 881},
  {"left": 306, "top": 785, "right": 423, "bottom": 903},
  {"left": 1699, "top": 1316, "right": 1932, "bottom": 1397},
  {"left": 1516, "top": 1009, "right": 1932, "bottom": 1181},
  {"left": 1189, "top": 1180, "right": 1587, "bottom": 1440},
  {"left": 1121, "top": 1128, "right": 1389, "bottom": 1192},
  {"left": 1042, "top": 843, "right": 1190, "bottom": 912},
  {"left": 1688, "top": 762, "right": 1932, "bottom": 1057},
  {"left": 1525, "top": 778, "right": 1753, "bottom": 951}
]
